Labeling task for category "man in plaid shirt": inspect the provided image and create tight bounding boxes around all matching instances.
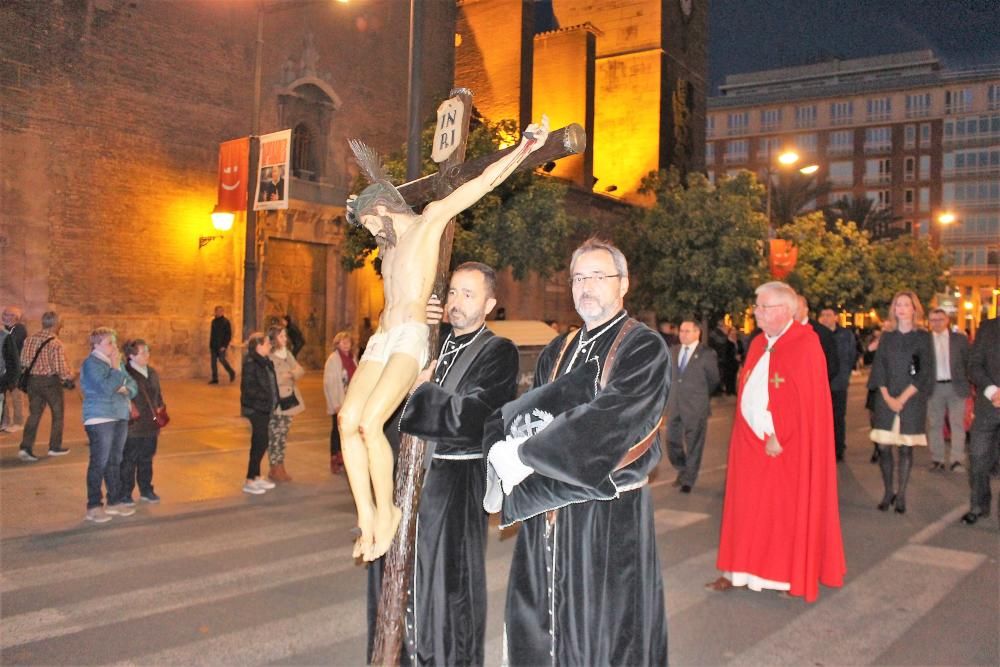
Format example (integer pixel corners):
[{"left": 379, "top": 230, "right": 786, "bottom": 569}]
[{"left": 18, "top": 311, "right": 75, "bottom": 462}]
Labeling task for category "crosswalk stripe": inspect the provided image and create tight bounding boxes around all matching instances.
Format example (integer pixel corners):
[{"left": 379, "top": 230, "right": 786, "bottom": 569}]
[
  {"left": 0, "top": 547, "right": 355, "bottom": 650},
  {"left": 0, "top": 510, "right": 351, "bottom": 594},
  {"left": 735, "top": 543, "right": 986, "bottom": 666}
]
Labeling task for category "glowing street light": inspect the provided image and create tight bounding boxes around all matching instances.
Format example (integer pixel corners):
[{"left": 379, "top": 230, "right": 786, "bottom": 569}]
[
  {"left": 799, "top": 164, "right": 819, "bottom": 175},
  {"left": 938, "top": 211, "right": 957, "bottom": 225},
  {"left": 211, "top": 205, "right": 235, "bottom": 232},
  {"left": 777, "top": 150, "right": 800, "bottom": 166}
]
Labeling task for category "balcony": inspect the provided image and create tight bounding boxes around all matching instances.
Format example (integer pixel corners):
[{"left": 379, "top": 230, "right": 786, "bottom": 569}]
[
  {"left": 867, "top": 112, "right": 892, "bottom": 123},
  {"left": 863, "top": 173, "right": 892, "bottom": 185},
  {"left": 864, "top": 142, "right": 892, "bottom": 154},
  {"left": 827, "top": 144, "right": 854, "bottom": 156}
]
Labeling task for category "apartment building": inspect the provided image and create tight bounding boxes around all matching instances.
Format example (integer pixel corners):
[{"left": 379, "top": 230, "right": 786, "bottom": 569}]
[{"left": 707, "top": 51, "right": 1000, "bottom": 323}]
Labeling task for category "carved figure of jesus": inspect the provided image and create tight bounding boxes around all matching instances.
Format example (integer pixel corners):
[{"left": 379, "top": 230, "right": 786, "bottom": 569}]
[{"left": 340, "top": 116, "right": 550, "bottom": 561}]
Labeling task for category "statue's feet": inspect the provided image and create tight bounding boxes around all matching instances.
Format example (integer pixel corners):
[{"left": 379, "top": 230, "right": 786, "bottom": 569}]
[
  {"left": 352, "top": 508, "right": 375, "bottom": 561},
  {"left": 365, "top": 504, "right": 402, "bottom": 562}
]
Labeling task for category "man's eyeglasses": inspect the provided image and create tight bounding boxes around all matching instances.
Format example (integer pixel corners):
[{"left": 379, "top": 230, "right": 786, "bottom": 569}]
[
  {"left": 570, "top": 273, "right": 622, "bottom": 286},
  {"left": 753, "top": 303, "right": 785, "bottom": 312}
]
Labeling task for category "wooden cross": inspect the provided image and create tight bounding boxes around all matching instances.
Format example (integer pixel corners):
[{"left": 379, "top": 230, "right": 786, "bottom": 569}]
[
  {"left": 770, "top": 372, "right": 786, "bottom": 389},
  {"left": 370, "top": 88, "right": 586, "bottom": 666}
]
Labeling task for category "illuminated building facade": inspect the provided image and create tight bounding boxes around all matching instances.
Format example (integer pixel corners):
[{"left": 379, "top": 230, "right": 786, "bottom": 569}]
[{"left": 707, "top": 51, "right": 1000, "bottom": 325}]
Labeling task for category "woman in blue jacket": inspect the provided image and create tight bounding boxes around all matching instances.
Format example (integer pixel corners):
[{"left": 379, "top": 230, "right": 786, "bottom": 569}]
[{"left": 80, "top": 327, "right": 137, "bottom": 524}]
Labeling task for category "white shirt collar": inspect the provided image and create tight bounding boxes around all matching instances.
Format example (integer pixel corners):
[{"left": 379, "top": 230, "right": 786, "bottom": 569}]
[{"left": 766, "top": 319, "right": 795, "bottom": 346}]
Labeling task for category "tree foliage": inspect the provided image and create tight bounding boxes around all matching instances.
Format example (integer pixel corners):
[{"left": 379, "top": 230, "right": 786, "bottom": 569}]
[
  {"left": 769, "top": 171, "right": 832, "bottom": 227},
  {"left": 867, "top": 236, "right": 950, "bottom": 313},
  {"left": 823, "top": 196, "right": 900, "bottom": 238},
  {"left": 619, "top": 168, "right": 769, "bottom": 325},
  {"left": 778, "top": 212, "right": 874, "bottom": 311},
  {"left": 340, "top": 116, "right": 571, "bottom": 279}
]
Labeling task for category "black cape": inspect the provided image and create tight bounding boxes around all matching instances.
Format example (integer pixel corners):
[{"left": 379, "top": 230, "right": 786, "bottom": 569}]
[
  {"left": 483, "top": 312, "right": 671, "bottom": 666},
  {"left": 367, "top": 328, "right": 519, "bottom": 666}
]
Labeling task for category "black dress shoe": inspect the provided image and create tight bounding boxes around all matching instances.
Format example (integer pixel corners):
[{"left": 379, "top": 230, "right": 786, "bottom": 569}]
[
  {"left": 894, "top": 497, "right": 906, "bottom": 514},
  {"left": 961, "top": 511, "right": 988, "bottom": 525},
  {"left": 877, "top": 494, "right": 896, "bottom": 512},
  {"left": 208, "top": 379, "right": 219, "bottom": 385},
  {"left": 680, "top": 484, "right": 692, "bottom": 494}
]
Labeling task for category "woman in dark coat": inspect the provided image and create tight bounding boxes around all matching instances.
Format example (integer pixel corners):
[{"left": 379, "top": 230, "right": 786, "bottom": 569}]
[
  {"left": 240, "top": 332, "right": 279, "bottom": 495},
  {"left": 119, "top": 339, "right": 166, "bottom": 504},
  {"left": 869, "top": 291, "right": 935, "bottom": 514}
]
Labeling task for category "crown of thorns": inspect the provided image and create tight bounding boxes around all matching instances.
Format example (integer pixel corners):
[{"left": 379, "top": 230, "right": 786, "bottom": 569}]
[{"left": 345, "top": 139, "right": 412, "bottom": 226}]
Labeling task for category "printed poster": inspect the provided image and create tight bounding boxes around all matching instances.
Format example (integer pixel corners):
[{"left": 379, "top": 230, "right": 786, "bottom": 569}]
[{"left": 254, "top": 129, "right": 292, "bottom": 211}]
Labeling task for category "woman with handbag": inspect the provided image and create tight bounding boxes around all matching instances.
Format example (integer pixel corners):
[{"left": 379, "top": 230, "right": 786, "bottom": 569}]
[
  {"left": 267, "top": 324, "right": 304, "bottom": 483},
  {"left": 240, "top": 332, "right": 278, "bottom": 495},
  {"left": 869, "top": 291, "right": 935, "bottom": 514},
  {"left": 323, "top": 331, "right": 356, "bottom": 474},
  {"left": 119, "top": 339, "right": 167, "bottom": 505}
]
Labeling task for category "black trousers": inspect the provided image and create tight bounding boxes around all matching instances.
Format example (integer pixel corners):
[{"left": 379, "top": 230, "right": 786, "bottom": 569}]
[
  {"left": 330, "top": 414, "right": 341, "bottom": 455},
  {"left": 831, "top": 389, "right": 848, "bottom": 458},
  {"left": 245, "top": 412, "right": 270, "bottom": 479},
  {"left": 120, "top": 434, "right": 158, "bottom": 499},
  {"left": 210, "top": 347, "right": 235, "bottom": 381},
  {"left": 968, "top": 407, "right": 1000, "bottom": 516}
]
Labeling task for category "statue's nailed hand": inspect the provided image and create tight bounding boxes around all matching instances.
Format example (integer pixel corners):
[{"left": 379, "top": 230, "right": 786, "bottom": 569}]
[
  {"left": 425, "top": 294, "right": 444, "bottom": 326},
  {"left": 522, "top": 115, "right": 550, "bottom": 151}
]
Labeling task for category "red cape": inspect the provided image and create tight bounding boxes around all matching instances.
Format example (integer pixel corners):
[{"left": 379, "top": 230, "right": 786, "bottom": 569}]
[{"left": 716, "top": 321, "right": 846, "bottom": 602}]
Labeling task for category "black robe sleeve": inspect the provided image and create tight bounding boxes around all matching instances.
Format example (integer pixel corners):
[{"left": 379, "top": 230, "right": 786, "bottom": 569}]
[
  {"left": 518, "top": 327, "right": 669, "bottom": 489},
  {"left": 399, "top": 337, "right": 519, "bottom": 450}
]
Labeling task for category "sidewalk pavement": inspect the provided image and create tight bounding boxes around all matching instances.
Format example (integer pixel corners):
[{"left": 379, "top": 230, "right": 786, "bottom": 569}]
[{"left": 0, "top": 372, "right": 343, "bottom": 540}]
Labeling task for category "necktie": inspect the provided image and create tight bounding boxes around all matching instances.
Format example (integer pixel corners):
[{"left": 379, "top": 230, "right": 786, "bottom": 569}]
[{"left": 679, "top": 347, "right": 689, "bottom": 373}]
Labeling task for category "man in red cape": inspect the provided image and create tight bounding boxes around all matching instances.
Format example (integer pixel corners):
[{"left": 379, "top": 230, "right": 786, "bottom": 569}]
[{"left": 708, "top": 281, "right": 846, "bottom": 602}]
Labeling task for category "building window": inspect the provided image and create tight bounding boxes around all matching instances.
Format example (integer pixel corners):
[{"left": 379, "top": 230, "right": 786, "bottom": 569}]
[
  {"left": 829, "top": 161, "right": 853, "bottom": 186},
  {"left": 705, "top": 142, "right": 715, "bottom": 164},
  {"left": 760, "top": 108, "right": 782, "bottom": 132},
  {"left": 944, "top": 113, "right": 1000, "bottom": 144},
  {"left": 727, "top": 112, "right": 749, "bottom": 136},
  {"left": 725, "top": 139, "right": 749, "bottom": 163},
  {"left": 867, "top": 97, "right": 892, "bottom": 122},
  {"left": 944, "top": 148, "right": 1000, "bottom": 176},
  {"left": 949, "top": 181, "right": 1000, "bottom": 208},
  {"left": 794, "top": 133, "right": 817, "bottom": 155},
  {"left": 291, "top": 123, "right": 316, "bottom": 179},
  {"left": 904, "top": 124, "right": 916, "bottom": 149},
  {"left": 920, "top": 123, "right": 932, "bottom": 148},
  {"left": 905, "top": 92, "right": 932, "bottom": 118},
  {"left": 756, "top": 136, "right": 781, "bottom": 160},
  {"left": 795, "top": 104, "right": 817, "bottom": 129},
  {"left": 904, "top": 157, "right": 915, "bottom": 181},
  {"left": 918, "top": 219, "right": 929, "bottom": 237},
  {"left": 828, "top": 129, "right": 854, "bottom": 155},
  {"left": 830, "top": 101, "right": 853, "bottom": 126},
  {"left": 866, "top": 189, "right": 892, "bottom": 209},
  {"left": 989, "top": 84, "right": 1000, "bottom": 111},
  {"left": 919, "top": 154, "right": 931, "bottom": 179},
  {"left": 706, "top": 115, "right": 715, "bottom": 138},
  {"left": 864, "top": 126, "right": 892, "bottom": 153},
  {"left": 865, "top": 158, "right": 892, "bottom": 185},
  {"left": 945, "top": 88, "right": 973, "bottom": 114},
  {"left": 919, "top": 187, "right": 930, "bottom": 211},
  {"left": 903, "top": 188, "right": 915, "bottom": 212}
]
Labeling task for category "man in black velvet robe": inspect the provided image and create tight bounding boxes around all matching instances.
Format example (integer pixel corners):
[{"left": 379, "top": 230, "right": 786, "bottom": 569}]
[
  {"left": 368, "top": 261, "right": 519, "bottom": 666},
  {"left": 484, "top": 239, "right": 671, "bottom": 666}
]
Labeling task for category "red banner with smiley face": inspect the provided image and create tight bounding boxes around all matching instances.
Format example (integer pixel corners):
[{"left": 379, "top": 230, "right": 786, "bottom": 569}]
[{"left": 216, "top": 137, "right": 249, "bottom": 212}]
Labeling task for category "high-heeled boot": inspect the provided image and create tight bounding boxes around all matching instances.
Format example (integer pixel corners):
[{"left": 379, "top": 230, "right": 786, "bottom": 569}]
[
  {"left": 895, "top": 447, "right": 913, "bottom": 514},
  {"left": 877, "top": 445, "right": 896, "bottom": 511}
]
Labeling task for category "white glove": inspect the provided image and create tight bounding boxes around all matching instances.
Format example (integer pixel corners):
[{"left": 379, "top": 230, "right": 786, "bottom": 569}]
[{"left": 488, "top": 436, "right": 534, "bottom": 494}]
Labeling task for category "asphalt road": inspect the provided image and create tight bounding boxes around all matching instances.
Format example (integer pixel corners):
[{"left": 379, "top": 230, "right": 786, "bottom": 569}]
[{"left": 0, "top": 373, "right": 997, "bottom": 665}]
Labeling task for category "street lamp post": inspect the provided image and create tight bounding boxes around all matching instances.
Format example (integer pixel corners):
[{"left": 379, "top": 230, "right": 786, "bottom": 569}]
[{"left": 242, "top": 3, "right": 266, "bottom": 341}]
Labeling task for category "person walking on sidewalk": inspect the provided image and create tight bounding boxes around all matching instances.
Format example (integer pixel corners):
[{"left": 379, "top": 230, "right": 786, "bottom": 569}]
[
  {"left": 240, "top": 332, "right": 278, "bottom": 495},
  {"left": 2, "top": 305, "right": 28, "bottom": 433},
  {"left": 119, "top": 339, "right": 166, "bottom": 505},
  {"left": 267, "top": 325, "right": 304, "bottom": 482},
  {"left": 18, "top": 311, "right": 76, "bottom": 461},
  {"left": 81, "top": 328, "right": 138, "bottom": 523},
  {"left": 323, "top": 331, "right": 356, "bottom": 475},
  {"left": 209, "top": 306, "right": 236, "bottom": 384}
]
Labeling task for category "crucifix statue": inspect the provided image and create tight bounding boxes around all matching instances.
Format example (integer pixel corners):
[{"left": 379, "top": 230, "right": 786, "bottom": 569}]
[{"left": 340, "top": 88, "right": 586, "bottom": 665}]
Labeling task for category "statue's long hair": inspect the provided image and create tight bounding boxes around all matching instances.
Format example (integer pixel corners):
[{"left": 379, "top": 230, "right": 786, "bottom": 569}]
[{"left": 345, "top": 139, "right": 412, "bottom": 226}]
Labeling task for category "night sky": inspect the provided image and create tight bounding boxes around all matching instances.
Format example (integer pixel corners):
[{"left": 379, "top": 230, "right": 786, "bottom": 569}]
[{"left": 708, "top": 0, "right": 1000, "bottom": 91}]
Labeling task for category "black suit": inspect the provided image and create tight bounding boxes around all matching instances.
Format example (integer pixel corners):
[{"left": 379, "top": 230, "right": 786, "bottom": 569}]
[
  {"left": 807, "top": 318, "right": 840, "bottom": 382},
  {"left": 665, "top": 342, "right": 720, "bottom": 487},
  {"left": 209, "top": 315, "right": 235, "bottom": 382},
  {"left": 967, "top": 317, "right": 1000, "bottom": 517}
]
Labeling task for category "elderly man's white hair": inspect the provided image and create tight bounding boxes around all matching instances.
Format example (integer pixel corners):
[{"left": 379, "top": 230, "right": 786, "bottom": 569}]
[{"left": 755, "top": 281, "right": 798, "bottom": 311}]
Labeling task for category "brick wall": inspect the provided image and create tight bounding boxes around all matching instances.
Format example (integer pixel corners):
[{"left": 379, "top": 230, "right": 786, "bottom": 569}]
[{"left": 0, "top": 0, "right": 454, "bottom": 377}]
